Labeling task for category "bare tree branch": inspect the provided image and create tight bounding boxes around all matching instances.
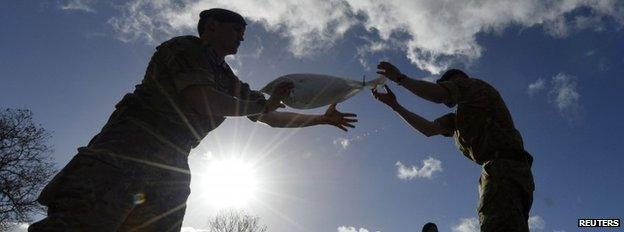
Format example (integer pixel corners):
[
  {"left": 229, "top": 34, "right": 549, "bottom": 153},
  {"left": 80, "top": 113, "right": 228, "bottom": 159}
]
[
  {"left": 0, "top": 109, "right": 56, "bottom": 230},
  {"left": 207, "top": 210, "right": 268, "bottom": 232}
]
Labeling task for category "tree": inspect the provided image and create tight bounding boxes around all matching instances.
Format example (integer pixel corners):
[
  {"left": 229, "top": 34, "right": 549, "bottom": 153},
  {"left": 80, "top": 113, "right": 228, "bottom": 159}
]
[
  {"left": 0, "top": 109, "right": 55, "bottom": 229},
  {"left": 207, "top": 210, "right": 267, "bottom": 232}
]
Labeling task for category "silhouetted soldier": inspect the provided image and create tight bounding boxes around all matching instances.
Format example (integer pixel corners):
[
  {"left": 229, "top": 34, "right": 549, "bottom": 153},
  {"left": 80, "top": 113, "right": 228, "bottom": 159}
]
[
  {"left": 372, "top": 62, "right": 534, "bottom": 232},
  {"left": 422, "top": 222, "right": 438, "bottom": 232},
  {"left": 29, "top": 8, "right": 357, "bottom": 231}
]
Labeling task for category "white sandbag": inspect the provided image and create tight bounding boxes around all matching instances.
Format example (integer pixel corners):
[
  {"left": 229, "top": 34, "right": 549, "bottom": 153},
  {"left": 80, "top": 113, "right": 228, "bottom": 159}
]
[{"left": 260, "top": 73, "right": 386, "bottom": 109}]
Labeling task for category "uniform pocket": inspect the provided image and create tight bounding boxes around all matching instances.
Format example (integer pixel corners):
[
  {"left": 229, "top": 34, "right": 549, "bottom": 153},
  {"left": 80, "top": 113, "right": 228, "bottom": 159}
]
[{"left": 477, "top": 161, "right": 499, "bottom": 213}]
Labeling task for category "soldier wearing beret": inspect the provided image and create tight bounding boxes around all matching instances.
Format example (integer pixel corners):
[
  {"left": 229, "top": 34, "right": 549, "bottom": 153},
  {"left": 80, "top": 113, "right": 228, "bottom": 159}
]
[
  {"left": 30, "top": 8, "right": 357, "bottom": 231},
  {"left": 372, "top": 62, "right": 534, "bottom": 232}
]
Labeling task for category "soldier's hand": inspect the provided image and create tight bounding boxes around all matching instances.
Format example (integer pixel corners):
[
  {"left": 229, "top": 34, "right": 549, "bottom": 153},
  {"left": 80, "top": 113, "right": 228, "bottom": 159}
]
[
  {"left": 376, "top": 61, "right": 402, "bottom": 83},
  {"left": 321, "top": 103, "right": 357, "bottom": 132},
  {"left": 264, "top": 82, "right": 293, "bottom": 113},
  {"left": 264, "top": 97, "right": 286, "bottom": 113},
  {"left": 272, "top": 82, "right": 294, "bottom": 99},
  {"left": 371, "top": 85, "right": 399, "bottom": 108}
]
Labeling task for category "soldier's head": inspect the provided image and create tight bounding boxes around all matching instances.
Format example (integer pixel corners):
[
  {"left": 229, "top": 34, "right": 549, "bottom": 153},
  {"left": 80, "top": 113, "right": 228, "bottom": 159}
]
[
  {"left": 436, "top": 68, "right": 468, "bottom": 84},
  {"left": 198, "top": 8, "right": 247, "bottom": 56},
  {"left": 421, "top": 222, "right": 438, "bottom": 232},
  {"left": 436, "top": 69, "right": 468, "bottom": 108}
]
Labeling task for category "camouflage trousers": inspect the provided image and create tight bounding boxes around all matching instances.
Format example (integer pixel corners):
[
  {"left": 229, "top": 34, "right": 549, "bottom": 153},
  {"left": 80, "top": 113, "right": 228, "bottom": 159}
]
[
  {"left": 478, "top": 158, "right": 534, "bottom": 232},
  {"left": 28, "top": 149, "right": 191, "bottom": 232},
  {"left": 29, "top": 119, "right": 193, "bottom": 232}
]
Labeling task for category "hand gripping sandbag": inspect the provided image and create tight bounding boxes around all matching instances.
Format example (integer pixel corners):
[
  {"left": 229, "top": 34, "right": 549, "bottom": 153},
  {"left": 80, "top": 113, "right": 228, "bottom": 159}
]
[{"left": 260, "top": 73, "right": 386, "bottom": 109}]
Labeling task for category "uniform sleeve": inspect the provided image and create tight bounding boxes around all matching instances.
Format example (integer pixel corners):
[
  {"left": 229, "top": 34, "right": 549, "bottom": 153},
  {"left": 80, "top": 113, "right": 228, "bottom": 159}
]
[
  {"left": 438, "top": 78, "right": 489, "bottom": 107},
  {"left": 238, "top": 83, "right": 268, "bottom": 122},
  {"left": 226, "top": 73, "right": 267, "bottom": 101},
  {"left": 172, "top": 68, "right": 218, "bottom": 93},
  {"left": 164, "top": 48, "right": 219, "bottom": 94},
  {"left": 433, "top": 113, "right": 456, "bottom": 137}
]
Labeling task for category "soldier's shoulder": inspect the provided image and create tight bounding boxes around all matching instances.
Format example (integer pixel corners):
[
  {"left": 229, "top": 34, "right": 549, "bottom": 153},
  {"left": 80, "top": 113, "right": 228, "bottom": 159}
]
[
  {"left": 467, "top": 78, "right": 497, "bottom": 90},
  {"left": 156, "top": 35, "right": 201, "bottom": 53}
]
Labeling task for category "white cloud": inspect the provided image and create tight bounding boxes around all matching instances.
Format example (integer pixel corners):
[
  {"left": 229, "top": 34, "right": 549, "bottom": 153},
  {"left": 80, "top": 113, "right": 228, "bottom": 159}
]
[
  {"left": 181, "top": 227, "right": 209, "bottom": 232},
  {"left": 356, "top": 37, "right": 395, "bottom": 70},
  {"left": 528, "top": 78, "right": 546, "bottom": 97},
  {"left": 4, "top": 222, "right": 29, "bottom": 232},
  {"left": 332, "top": 128, "right": 384, "bottom": 151},
  {"left": 452, "top": 215, "right": 547, "bottom": 232},
  {"left": 529, "top": 215, "right": 546, "bottom": 231},
  {"left": 225, "top": 56, "right": 241, "bottom": 75},
  {"left": 549, "top": 73, "right": 582, "bottom": 123},
  {"left": 452, "top": 217, "right": 479, "bottom": 232},
  {"left": 338, "top": 226, "right": 380, "bottom": 232},
  {"left": 60, "top": 0, "right": 96, "bottom": 13},
  {"left": 333, "top": 137, "right": 351, "bottom": 150},
  {"left": 108, "top": 0, "right": 357, "bottom": 54},
  {"left": 421, "top": 76, "right": 438, "bottom": 83},
  {"left": 528, "top": 73, "right": 583, "bottom": 123},
  {"left": 396, "top": 157, "right": 442, "bottom": 180},
  {"left": 107, "top": 0, "right": 624, "bottom": 74}
]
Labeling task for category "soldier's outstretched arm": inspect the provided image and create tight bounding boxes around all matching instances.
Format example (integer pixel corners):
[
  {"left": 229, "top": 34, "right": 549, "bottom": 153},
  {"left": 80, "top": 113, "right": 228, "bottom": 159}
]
[
  {"left": 251, "top": 104, "right": 357, "bottom": 132},
  {"left": 372, "top": 85, "right": 450, "bottom": 137},
  {"left": 376, "top": 61, "right": 454, "bottom": 105},
  {"left": 181, "top": 84, "right": 290, "bottom": 116}
]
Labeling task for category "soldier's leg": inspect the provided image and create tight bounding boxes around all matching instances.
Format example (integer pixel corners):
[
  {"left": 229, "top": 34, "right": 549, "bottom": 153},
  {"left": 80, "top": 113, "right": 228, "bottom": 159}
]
[
  {"left": 28, "top": 154, "right": 139, "bottom": 232},
  {"left": 477, "top": 168, "right": 532, "bottom": 232},
  {"left": 118, "top": 165, "right": 191, "bottom": 232}
]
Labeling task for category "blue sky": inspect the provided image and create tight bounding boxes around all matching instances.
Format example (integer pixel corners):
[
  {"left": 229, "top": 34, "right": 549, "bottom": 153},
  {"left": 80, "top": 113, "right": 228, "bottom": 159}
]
[{"left": 2, "top": 1, "right": 623, "bottom": 231}]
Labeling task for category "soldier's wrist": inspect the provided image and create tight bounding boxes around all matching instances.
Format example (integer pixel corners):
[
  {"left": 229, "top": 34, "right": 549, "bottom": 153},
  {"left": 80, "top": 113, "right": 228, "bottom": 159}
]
[
  {"left": 262, "top": 97, "right": 280, "bottom": 114},
  {"left": 261, "top": 101, "right": 272, "bottom": 114},
  {"left": 389, "top": 102, "right": 402, "bottom": 111},
  {"left": 247, "top": 99, "right": 268, "bottom": 115},
  {"left": 396, "top": 74, "right": 407, "bottom": 85}
]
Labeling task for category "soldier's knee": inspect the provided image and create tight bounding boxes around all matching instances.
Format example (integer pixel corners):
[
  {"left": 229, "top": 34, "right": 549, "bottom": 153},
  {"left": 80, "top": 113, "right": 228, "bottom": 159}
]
[{"left": 28, "top": 218, "right": 67, "bottom": 232}]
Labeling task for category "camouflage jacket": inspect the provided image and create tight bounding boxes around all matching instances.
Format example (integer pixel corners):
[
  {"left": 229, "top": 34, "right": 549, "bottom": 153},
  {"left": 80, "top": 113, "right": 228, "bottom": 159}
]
[
  {"left": 435, "top": 77, "right": 527, "bottom": 165},
  {"left": 112, "top": 35, "right": 266, "bottom": 153}
]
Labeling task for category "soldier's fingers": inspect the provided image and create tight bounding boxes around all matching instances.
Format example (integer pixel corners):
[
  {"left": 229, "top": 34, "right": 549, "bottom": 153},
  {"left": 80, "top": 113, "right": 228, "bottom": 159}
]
[
  {"left": 384, "top": 85, "right": 395, "bottom": 95},
  {"left": 371, "top": 89, "right": 381, "bottom": 97},
  {"left": 341, "top": 113, "right": 357, "bottom": 117},
  {"left": 343, "top": 118, "right": 358, "bottom": 123},
  {"left": 337, "top": 125, "right": 347, "bottom": 132},
  {"left": 343, "top": 122, "right": 355, "bottom": 128}
]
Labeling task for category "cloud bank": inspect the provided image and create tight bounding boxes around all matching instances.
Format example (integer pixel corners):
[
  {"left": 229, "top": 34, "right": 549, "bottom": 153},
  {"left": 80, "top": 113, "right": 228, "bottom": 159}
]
[{"left": 107, "top": 0, "right": 624, "bottom": 74}]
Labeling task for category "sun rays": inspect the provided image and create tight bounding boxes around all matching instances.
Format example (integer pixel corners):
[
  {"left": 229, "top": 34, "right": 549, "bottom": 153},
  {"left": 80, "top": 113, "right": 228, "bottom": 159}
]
[
  {"left": 123, "top": 75, "right": 343, "bottom": 230},
  {"left": 196, "top": 157, "right": 259, "bottom": 208}
]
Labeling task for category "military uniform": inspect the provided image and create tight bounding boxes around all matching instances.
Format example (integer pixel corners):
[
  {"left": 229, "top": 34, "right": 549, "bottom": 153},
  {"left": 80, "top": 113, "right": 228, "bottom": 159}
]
[
  {"left": 29, "top": 36, "right": 266, "bottom": 232},
  {"left": 435, "top": 78, "right": 534, "bottom": 232}
]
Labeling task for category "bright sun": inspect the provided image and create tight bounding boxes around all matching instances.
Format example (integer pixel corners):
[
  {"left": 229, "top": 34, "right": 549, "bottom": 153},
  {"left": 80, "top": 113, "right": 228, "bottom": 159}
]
[{"left": 199, "top": 157, "right": 259, "bottom": 208}]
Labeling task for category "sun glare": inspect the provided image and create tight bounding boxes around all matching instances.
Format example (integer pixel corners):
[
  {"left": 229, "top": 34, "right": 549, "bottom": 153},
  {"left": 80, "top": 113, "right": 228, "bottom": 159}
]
[{"left": 200, "top": 157, "right": 259, "bottom": 208}]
